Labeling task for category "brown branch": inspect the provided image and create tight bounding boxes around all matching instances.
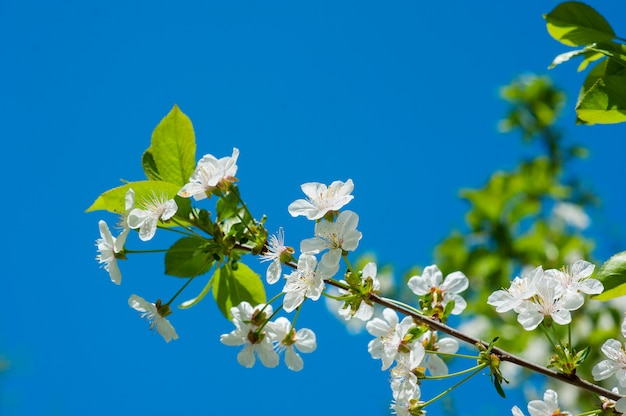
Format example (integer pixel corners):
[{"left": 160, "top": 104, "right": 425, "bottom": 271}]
[
  {"left": 324, "top": 279, "right": 621, "bottom": 402},
  {"left": 247, "top": 246, "right": 619, "bottom": 401}
]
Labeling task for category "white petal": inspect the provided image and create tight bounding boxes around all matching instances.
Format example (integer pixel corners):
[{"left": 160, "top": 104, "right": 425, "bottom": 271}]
[
  {"left": 407, "top": 275, "right": 429, "bottom": 295},
  {"left": 601, "top": 339, "right": 625, "bottom": 362},
  {"left": 283, "top": 291, "right": 304, "bottom": 313},
  {"left": 517, "top": 310, "right": 543, "bottom": 331},
  {"left": 571, "top": 259, "right": 594, "bottom": 279},
  {"left": 592, "top": 359, "right": 619, "bottom": 381},
  {"left": 220, "top": 332, "right": 246, "bottom": 347},
  {"left": 237, "top": 345, "right": 256, "bottom": 368},
  {"left": 266, "top": 259, "right": 282, "bottom": 284},
  {"left": 442, "top": 271, "right": 469, "bottom": 293},
  {"left": 295, "top": 328, "right": 317, "bottom": 353},
  {"left": 257, "top": 342, "right": 279, "bottom": 368},
  {"left": 155, "top": 317, "right": 178, "bottom": 342},
  {"left": 285, "top": 347, "right": 304, "bottom": 371}
]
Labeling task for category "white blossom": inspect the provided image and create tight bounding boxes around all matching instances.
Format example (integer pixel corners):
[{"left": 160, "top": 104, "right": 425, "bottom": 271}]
[
  {"left": 407, "top": 265, "right": 469, "bottom": 315},
  {"left": 271, "top": 317, "right": 317, "bottom": 371},
  {"left": 511, "top": 389, "right": 571, "bottom": 416},
  {"left": 288, "top": 179, "right": 354, "bottom": 220},
  {"left": 488, "top": 266, "right": 543, "bottom": 313},
  {"left": 366, "top": 308, "right": 416, "bottom": 370},
  {"left": 178, "top": 147, "right": 239, "bottom": 200},
  {"left": 259, "top": 228, "right": 293, "bottom": 284},
  {"left": 127, "top": 191, "right": 178, "bottom": 241},
  {"left": 95, "top": 220, "right": 128, "bottom": 285},
  {"left": 282, "top": 252, "right": 336, "bottom": 312},
  {"left": 219, "top": 301, "right": 279, "bottom": 368},
  {"left": 300, "top": 210, "right": 362, "bottom": 270},
  {"left": 128, "top": 295, "right": 178, "bottom": 342},
  {"left": 515, "top": 275, "right": 582, "bottom": 331}
]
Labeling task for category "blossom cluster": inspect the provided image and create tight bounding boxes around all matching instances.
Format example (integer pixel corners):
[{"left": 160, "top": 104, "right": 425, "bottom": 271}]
[
  {"left": 487, "top": 260, "right": 603, "bottom": 330},
  {"left": 95, "top": 148, "right": 241, "bottom": 340},
  {"left": 93, "top": 146, "right": 626, "bottom": 416},
  {"left": 219, "top": 301, "right": 316, "bottom": 371}
]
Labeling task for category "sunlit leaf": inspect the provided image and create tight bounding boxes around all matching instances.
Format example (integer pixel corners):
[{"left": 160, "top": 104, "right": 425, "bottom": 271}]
[
  {"left": 576, "top": 75, "right": 626, "bottom": 124},
  {"left": 213, "top": 263, "right": 266, "bottom": 320},
  {"left": 544, "top": 2, "right": 615, "bottom": 47},
  {"left": 85, "top": 180, "right": 183, "bottom": 214},
  {"left": 593, "top": 251, "right": 626, "bottom": 301},
  {"left": 146, "top": 104, "right": 197, "bottom": 186}
]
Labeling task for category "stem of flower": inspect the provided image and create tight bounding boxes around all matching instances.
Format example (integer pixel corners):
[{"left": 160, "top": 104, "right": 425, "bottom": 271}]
[
  {"left": 425, "top": 350, "right": 479, "bottom": 360},
  {"left": 422, "top": 363, "right": 486, "bottom": 380},
  {"left": 420, "top": 363, "right": 487, "bottom": 406},
  {"left": 165, "top": 276, "right": 196, "bottom": 306}
]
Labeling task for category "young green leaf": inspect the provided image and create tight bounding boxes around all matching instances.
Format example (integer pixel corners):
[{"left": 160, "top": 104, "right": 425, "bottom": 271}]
[
  {"left": 592, "top": 251, "right": 626, "bottom": 301},
  {"left": 212, "top": 263, "right": 266, "bottom": 320},
  {"left": 85, "top": 180, "right": 183, "bottom": 214},
  {"left": 146, "top": 104, "right": 197, "bottom": 186},
  {"left": 544, "top": 2, "right": 615, "bottom": 47}
]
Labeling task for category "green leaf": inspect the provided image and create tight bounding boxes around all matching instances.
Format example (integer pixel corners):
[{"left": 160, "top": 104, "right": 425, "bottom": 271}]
[
  {"left": 85, "top": 180, "right": 184, "bottom": 214},
  {"left": 544, "top": 2, "right": 615, "bottom": 47},
  {"left": 165, "top": 237, "right": 216, "bottom": 277},
  {"left": 216, "top": 190, "right": 241, "bottom": 222},
  {"left": 145, "top": 104, "right": 197, "bottom": 186},
  {"left": 593, "top": 251, "right": 626, "bottom": 301},
  {"left": 576, "top": 75, "right": 626, "bottom": 124},
  {"left": 212, "top": 263, "right": 266, "bottom": 320}
]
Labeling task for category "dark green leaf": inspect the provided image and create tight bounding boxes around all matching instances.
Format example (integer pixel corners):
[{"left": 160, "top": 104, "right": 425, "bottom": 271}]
[
  {"left": 141, "top": 149, "right": 162, "bottom": 181},
  {"left": 165, "top": 237, "right": 216, "bottom": 277}
]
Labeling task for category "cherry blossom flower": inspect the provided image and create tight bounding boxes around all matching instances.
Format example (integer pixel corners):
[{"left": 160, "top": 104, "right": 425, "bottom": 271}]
[
  {"left": 128, "top": 295, "right": 178, "bottom": 342},
  {"left": 300, "top": 210, "right": 362, "bottom": 270},
  {"left": 127, "top": 191, "right": 178, "bottom": 241},
  {"left": 544, "top": 259, "right": 602, "bottom": 307},
  {"left": 366, "top": 308, "right": 416, "bottom": 370},
  {"left": 407, "top": 265, "right": 469, "bottom": 315},
  {"left": 178, "top": 147, "right": 240, "bottom": 200},
  {"left": 390, "top": 342, "right": 426, "bottom": 401},
  {"left": 259, "top": 228, "right": 294, "bottom": 284},
  {"left": 220, "top": 301, "right": 279, "bottom": 368},
  {"left": 271, "top": 317, "right": 317, "bottom": 371},
  {"left": 592, "top": 317, "right": 626, "bottom": 386},
  {"left": 287, "top": 179, "right": 354, "bottom": 220},
  {"left": 511, "top": 389, "right": 571, "bottom": 416},
  {"left": 488, "top": 266, "right": 543, "bottom": 313},
  {"left": 95, "top": 220, "right": 128, "bottom": 285},
  {"left": 515, "top": 275, "right": 582, "bottom": 331},
  {"left": 282, "top": 252, "right": 336, "bottom": 312}
]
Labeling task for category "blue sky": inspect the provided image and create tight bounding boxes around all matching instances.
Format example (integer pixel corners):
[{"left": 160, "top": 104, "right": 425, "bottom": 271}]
[{"left": 2, "top": 1, "right": 626, "bottom": 415}]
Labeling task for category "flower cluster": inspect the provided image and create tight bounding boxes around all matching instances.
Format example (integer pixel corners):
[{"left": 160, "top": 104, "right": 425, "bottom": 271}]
[
  {"left": 92, "top": 141, "right": 626, "bottom": 416},
  {"left": 95, "top": 149, "right": 240, "bottom": 341},
  {"left": 488, "top": 260, "right": 603, "bottom": 330},
  {"left": 219, "top": 301, "right": 316, "bottom": 370}
]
